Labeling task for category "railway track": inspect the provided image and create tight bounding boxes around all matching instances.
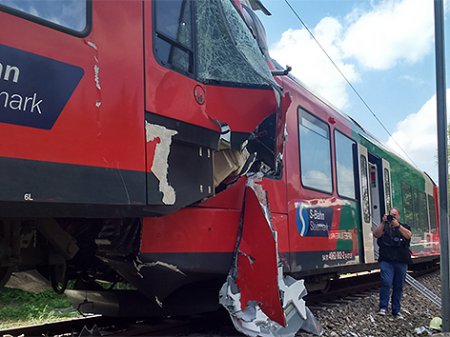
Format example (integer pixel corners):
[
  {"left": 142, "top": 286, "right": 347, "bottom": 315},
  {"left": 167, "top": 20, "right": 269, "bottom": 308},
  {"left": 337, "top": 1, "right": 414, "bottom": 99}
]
[
  {"left": 0, "top": 315, "right": 125, "bottom": 337},
  {"left": 1, "top": 267, "right": 439, "bottom": 337},
  {"left": 306, "top": 265, "right": 439, "bottom": 306},
  {"left": 305, "top": 271, "right": 381, "bottom": 306},
  {"left": 0, "top": 311, "right": 237, "bottom": 337}
]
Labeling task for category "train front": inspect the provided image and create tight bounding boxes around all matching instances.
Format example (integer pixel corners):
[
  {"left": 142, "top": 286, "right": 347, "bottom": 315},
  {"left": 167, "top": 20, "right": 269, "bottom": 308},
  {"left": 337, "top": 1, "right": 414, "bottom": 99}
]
[{"left": 0, "top": 0, "right": 296, "bottom": 328}]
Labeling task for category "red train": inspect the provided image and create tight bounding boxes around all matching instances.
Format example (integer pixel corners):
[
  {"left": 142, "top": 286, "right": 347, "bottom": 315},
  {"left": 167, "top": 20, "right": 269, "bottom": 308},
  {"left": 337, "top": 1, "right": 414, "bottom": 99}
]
[{"left": 0, "top": 0, "right": 440, "bottom": 333}]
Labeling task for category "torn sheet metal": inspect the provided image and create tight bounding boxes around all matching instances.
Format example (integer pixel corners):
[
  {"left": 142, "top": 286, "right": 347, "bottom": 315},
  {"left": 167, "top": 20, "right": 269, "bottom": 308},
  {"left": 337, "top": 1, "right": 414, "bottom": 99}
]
[
  {"left": 275, "top": 91, "right": 291, "bottom": 169},
  {"left": 213, "top": 148, "right": 250, "bottom": 187},
  {"left": 235, "top": 178, "right": 284, "bottom": 325},
  {"left": 145, "top": 121, "right": 178, "bottom": 205},
  {"left": 219, "top": 175, "right": 323, "bottom": 337},
  {"left": 133, "top": 256, "right": 186, "bottom": 279},
  {"left": 242, "top": 0, "right": 272, "bottom": 15}
]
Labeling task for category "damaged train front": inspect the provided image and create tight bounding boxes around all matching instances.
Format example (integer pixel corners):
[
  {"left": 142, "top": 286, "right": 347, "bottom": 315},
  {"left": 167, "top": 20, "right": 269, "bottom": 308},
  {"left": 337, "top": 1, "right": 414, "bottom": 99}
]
[
  {"left": 142, "top": 0, "right": 291, "bottom": 214},
  {"left": 70, "top": 0, "right": 295, "bottom": 321}
]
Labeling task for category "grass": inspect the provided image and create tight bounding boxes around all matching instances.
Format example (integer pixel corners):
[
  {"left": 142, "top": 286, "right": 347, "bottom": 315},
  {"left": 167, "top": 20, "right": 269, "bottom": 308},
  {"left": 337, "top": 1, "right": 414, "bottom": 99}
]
[{"left": 0, "top": 288, "right": 79, "bottom": 329}]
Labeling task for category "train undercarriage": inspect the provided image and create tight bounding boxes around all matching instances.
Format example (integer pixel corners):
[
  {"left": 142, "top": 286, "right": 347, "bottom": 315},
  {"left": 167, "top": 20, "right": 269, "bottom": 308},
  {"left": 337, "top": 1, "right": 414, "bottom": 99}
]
[{"left": 0, "top": 217, "right": 439, "bottom": 319}]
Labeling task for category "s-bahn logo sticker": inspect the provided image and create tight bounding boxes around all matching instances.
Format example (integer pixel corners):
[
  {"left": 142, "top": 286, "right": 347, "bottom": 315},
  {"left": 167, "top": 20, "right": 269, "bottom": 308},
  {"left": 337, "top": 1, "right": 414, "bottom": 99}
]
[
  {"left": 0, "top": 44, "right": 84, "bottom": 129},
  {"left": 296, "top": 204, "right": 333, "bottom": 237}
]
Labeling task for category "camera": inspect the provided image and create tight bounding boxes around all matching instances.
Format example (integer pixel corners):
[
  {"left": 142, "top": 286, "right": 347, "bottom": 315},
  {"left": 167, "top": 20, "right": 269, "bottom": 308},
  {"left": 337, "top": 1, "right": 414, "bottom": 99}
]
[{"left": 386, "top": 214, "right": 395, "bottom": 222}]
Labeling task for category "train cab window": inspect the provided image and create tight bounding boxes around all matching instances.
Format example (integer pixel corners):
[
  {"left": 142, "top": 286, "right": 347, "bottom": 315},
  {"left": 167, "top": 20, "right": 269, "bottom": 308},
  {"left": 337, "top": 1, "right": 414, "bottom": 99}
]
[
  {"left": 0, "top": 0, "right": 88, "bottom": 33},
  {"left": 360, "top": 155, "right": 370, "bottom": 223},
  {"left": 298, "top": 108, "right": 332, "bottom": 193},
  {"left": 335, "top": 131, "right": 356, "bottom": 199},
  {"left": 384, "top": 168, "right": 392, "bottom": 211},
  {"left": 153, "top": 0, "right": 193, "bottom": 73},
  {"left": 153, "top": 0, "right": 274, "bottom": 86},
  {"left": 195, "top": 0, "right": 273, "bottom": 86},
  {"left": 428, "top": 195, "right": 437, "bottom": 232}
]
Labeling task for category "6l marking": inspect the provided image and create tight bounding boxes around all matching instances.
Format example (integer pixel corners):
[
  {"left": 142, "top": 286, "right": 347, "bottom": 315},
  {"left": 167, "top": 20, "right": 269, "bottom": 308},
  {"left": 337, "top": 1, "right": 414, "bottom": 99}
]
[{"left": 24, "top": 193, "right": 33, "bottom": 201}]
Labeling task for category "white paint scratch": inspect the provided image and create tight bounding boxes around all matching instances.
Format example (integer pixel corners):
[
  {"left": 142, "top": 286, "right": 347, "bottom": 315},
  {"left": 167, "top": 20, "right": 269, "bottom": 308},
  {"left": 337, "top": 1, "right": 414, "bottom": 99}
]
[
  {"left": 85, "top": 40, "right": 102, "bottom": 108},
  {"left": 155, "top": 296, "right": 163, "bottom": 308},
  {"left": 146, "top": 122, "right": 178, "bottom": 205},
  {"left": 86, "top": 41, "right": 98, "bottom": 50},
  {"left": 94, "top": 64, "right": 101, "bottom": 90},
  {"left": 133, "top": 256, "right": 186, "bottom": 279}
]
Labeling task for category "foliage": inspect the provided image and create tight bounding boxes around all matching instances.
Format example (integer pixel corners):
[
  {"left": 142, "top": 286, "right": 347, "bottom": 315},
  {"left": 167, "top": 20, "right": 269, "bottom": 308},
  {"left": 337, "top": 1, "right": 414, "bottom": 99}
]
[{"left": 0, "top": 288, "right": 78, "bottom": 329}]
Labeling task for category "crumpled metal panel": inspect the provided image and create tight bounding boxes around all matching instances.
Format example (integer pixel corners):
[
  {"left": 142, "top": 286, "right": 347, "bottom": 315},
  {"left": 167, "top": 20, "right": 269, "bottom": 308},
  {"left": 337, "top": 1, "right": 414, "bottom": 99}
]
[
  {"left": 220, "top": 175, "right": 323, "bottom": 337},
  {"left": 235, "top": 180, "right": 285, "bottom": 325}
]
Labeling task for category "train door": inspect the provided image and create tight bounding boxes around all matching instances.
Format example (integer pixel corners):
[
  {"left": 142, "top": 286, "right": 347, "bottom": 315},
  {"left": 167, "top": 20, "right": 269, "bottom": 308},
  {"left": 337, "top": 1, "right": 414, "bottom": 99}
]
[
  {"left": 369, "top": 163, "right": 382, "bottom": 225},
  {"left": 367, "top": 156, "right": 392, "bottom": 258},
  {"left": 357, "top": 145, "right": 375, "bottom": 263}
]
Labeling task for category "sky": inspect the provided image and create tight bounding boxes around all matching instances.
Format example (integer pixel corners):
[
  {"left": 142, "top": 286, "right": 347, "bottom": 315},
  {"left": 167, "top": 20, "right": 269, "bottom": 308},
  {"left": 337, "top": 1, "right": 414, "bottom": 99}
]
[{"left": 256, "top": 0, "right": 448, "bottom": 183}]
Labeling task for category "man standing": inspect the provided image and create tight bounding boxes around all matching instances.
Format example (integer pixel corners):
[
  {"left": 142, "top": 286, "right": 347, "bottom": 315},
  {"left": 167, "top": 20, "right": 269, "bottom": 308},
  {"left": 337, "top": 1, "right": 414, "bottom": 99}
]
[{"left": 373, "top": 208, "right": 412, "bottom": 318}]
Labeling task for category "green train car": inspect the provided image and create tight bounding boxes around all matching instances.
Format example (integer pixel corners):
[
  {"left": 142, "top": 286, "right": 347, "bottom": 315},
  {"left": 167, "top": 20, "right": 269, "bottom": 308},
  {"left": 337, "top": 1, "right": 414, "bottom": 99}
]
[{"left": 357, "top": 128, "right": 439, "bottom": 260}]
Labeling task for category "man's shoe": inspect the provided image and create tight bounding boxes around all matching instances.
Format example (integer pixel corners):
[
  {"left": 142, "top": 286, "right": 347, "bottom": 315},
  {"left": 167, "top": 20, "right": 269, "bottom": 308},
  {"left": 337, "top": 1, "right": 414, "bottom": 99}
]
[
  {"left": 393, "top": 313, "right": 404, "bottom": 319},
  {"left": 378, "top": 309, "right": 386, "bottom": 316}
]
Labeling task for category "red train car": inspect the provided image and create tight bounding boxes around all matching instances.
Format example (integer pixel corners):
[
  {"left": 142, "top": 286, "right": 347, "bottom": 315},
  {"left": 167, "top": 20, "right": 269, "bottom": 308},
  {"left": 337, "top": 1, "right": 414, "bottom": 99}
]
[
  {"left": 0, "top": 0, "right": 287, "bottom": 281},
  {"left": 0, "top": 0, "right": 285, "bottom": 216}
]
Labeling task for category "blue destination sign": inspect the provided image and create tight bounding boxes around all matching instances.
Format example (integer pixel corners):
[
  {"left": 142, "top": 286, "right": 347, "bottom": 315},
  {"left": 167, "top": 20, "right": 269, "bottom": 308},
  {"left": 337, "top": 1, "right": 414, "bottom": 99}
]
[
  {"left": 296, "top": 204, "right": 334, "bottom": 237},
  {"left": 0, "top": 44, "right": 84, "bottom": 129}
]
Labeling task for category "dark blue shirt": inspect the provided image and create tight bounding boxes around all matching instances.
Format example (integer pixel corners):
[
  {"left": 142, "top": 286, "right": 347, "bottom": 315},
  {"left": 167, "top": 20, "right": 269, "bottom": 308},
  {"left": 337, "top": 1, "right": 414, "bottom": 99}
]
[{"left": 377, "top": 222, "right": 412, "bottom": 264}]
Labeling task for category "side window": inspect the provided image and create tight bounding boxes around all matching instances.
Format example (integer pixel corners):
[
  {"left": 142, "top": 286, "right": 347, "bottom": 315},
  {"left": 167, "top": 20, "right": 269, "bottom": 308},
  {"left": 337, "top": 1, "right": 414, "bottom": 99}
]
[
  {"left": 0, "top": 0, "right": 88, "bottom": 33},
  {"left": 335, "top": 130, "right": 356, "bottom": 199},
  {"left": 402, "top": 183, "right": 429, "bottom": 233},
  {"left": 402, "top": 182, "right": 414, "bottom": 226},
  {"left": 416, "top": 191, "right": 428, "bottom": 232},
  {"left": 298, "top": 108, "right": 332, "bottom": 193},
  {"left": 360, "top": 155, "right": 370, "bottom": 223},
  {"left": 428, "top": 195, "right": 437, "bottom": 232},
  {"left": 153, "top": 0, "right": 193, "bottom": 73},
  {"left": 384, "top": 168, "right": 392, "bottom": 211}
]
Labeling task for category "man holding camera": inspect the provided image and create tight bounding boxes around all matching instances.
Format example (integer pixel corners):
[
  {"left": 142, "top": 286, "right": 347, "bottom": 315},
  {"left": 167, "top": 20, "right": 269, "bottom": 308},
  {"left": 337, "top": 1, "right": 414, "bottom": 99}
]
[{"left": 373, "top": 208, "right": 412, "bottom": 318}]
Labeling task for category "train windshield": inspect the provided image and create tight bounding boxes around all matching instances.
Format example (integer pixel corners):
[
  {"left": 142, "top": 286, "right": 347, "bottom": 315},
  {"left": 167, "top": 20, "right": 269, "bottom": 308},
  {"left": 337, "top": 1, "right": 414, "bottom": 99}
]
[{"left": 195, "top": 0, "right": 276, "bottom": 87}]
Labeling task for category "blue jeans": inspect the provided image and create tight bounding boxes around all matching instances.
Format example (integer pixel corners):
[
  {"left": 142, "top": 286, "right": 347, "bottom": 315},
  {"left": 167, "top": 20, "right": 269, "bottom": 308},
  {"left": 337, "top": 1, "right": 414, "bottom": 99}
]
[{"left": 379, "top": 261, "right": 408, "bottom": 314}]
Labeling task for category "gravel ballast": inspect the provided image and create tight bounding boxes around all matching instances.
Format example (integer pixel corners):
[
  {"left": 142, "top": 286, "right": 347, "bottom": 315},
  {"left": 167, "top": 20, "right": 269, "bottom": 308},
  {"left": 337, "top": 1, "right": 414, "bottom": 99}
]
[{"left": 298, "top": 271, "right": 442, "bottom": 337}]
